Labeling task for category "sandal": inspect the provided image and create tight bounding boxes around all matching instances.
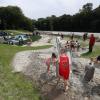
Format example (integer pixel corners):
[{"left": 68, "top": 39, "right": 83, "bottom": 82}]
[{"left": 64, "top": 86, "right": 69, "bottom": 92}]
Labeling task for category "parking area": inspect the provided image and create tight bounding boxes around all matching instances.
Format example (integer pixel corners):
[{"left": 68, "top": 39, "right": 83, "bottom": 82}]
[{"left": 0, "top": 31, "right": 32, "bottom": 46}]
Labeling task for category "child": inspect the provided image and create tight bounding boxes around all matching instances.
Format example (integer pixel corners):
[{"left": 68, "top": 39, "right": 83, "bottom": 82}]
[
  {"left": 70, "top": 40, "right": 75, "bottom": 51},
  {"left": 75, "top": 40, "right": 80, "bottom": 51},
  {"left": 45, "top": 53, "right": 57, "bottom": 78},
  {"left": 58, "top": 48, "right": 70, "bottom": 92}
]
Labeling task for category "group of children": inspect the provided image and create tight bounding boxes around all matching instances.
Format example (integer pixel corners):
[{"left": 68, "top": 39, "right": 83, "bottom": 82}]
[
  {"left": 45, "top": 35, "right": 82, "bottom": 92},
  {"left": 45, "top": 48, "right": 70, "bottom": 92},
  {"left": 65, "top": 40, "right": 80, "bottom": 52},
  {"left": 45, "top": 38, "right": 100, "bottom": 92}
]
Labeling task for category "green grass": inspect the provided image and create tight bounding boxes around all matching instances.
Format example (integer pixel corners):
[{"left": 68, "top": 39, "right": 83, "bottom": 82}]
[
  {"left": 64, "top": 34, "right": 82, "bottom": 40},
  {"left": 64, "top": 35, "right": 100, "bottom": 58},
  {"left": 64, "top": 35, "right": 89, "bottom": 47},
  {"left": 0, "top": 44, "right": 52, "bottom": 100},
  {"left": 31, "top": 35, "right": 41, "bottom": 42},
  {"left": 1, "top": 30, "right": 42, "bottom": 42},
  {"left": 81, "top": 45, "right": 100, "bottom": 58}
]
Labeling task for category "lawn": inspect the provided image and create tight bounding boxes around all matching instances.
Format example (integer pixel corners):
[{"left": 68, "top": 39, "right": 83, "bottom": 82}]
[
  {"left": 0, "top": 44, "right": 52, "bottom": 100},
  {"left": 81, "top": 45, "right": 100, "bottom": 58},
  {"left": 31, "top": 35, "right": 41, "bottom": 42}
]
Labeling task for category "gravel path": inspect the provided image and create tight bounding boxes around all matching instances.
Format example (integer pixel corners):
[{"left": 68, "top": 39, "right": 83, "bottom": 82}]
[
  {"left": 12, "top": 35, "right": 100, "bottom": 100},
  {"left": 12, "top": 50, "right": 34, "bottom": 72},
  {"left": 30, "top": 35, "right": 52, "bottom": 46},
  {"left": 12, "top": 50, "right": 100, "bottom": 100}
]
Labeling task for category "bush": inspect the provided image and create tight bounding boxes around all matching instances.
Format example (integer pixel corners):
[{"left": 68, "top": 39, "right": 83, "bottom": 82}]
[{"left": 31, "top": 35, "right": 41, "bottom": 42}]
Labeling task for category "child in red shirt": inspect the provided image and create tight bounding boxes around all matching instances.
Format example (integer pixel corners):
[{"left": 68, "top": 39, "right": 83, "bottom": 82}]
[{"left": 58, "top": 48, "right": 70, "bottom": 92}]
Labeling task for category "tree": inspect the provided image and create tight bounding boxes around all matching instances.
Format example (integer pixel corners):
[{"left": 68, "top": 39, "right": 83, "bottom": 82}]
[
  {"left": 0, "top": 6, "right": 33, "bottom": 31},
  {"left": 1, "top": 3, "right": 100, "bottom": 32},
  {"left": 80, "top": 3, "right": 93, "bottom": 13}
]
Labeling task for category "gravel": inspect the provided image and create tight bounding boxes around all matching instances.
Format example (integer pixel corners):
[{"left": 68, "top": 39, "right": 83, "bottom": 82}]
[{"left": 11, "top": 35, "right": 100, "bottom": 100}]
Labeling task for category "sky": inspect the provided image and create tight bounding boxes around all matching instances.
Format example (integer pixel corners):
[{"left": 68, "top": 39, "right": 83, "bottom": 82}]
[{"left": 0, "top": 0, "right": 100, "bottom": 19}]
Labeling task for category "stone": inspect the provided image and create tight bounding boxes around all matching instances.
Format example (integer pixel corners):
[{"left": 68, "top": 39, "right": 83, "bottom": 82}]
[{"left": 83, "top": 65, "right": 95, "bottom": 83}]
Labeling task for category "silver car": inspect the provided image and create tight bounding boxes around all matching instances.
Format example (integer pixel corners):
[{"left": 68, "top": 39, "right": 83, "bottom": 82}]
[{"left": 8, "top": 34, "right": 29, "bottom": 45}]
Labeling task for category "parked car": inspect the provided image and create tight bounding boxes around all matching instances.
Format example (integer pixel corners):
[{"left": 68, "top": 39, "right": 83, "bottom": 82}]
[
  {"left": 7, "top": 37, "right": 19, "bottom": 45},
  {"left": 0, "top": 31, "right": 8, "bottom": 36},
  {"left": 15, "top": 34, "right": 29, "bottom": 41},
  {"left": 7, "top": 34, "right": 29, "bottom": 45}
]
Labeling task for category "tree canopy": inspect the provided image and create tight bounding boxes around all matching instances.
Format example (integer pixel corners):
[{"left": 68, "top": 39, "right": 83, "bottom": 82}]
[
  {"left": 0, "top": 6, "right": 33, "bottom": 31},
  {"left": 35, "top": 3, "right": 100, "bottom": 32},
  {"left": 0, "top": 3, "right": 100, "bottom": 32}
]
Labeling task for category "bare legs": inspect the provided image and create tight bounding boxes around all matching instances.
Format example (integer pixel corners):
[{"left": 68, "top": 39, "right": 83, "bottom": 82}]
[
  {"left": 64, "top": 80, "right": 68, "bottom": 92},
  {"left": 56, "top": 75, "right": 69, "bottom": 92}
]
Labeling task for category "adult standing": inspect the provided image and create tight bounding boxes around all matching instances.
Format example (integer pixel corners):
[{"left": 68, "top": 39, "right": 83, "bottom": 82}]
[
  {"left": 89, "top": 34, "right": 95, "bottom": 52},
  {"left": 18, "top": 36, "right": 23, "bottom": 45},
  {"left": 56, "top": 37, "right": 62, "bottom": 55}
]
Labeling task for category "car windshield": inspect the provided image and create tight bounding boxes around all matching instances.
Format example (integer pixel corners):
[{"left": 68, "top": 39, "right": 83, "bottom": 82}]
[{"left": 23, "top": 35, "right": 27, "bottom": 38}]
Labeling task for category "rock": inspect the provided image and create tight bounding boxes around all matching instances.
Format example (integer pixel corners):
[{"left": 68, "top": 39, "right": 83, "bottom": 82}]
[{"left": 83, "top": 65, "right": 95, "bottom": 83}]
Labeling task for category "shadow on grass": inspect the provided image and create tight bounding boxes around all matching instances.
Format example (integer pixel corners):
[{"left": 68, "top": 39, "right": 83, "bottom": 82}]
[{"left": 81, "top": 51, "right": 92, "bottom": 57}]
